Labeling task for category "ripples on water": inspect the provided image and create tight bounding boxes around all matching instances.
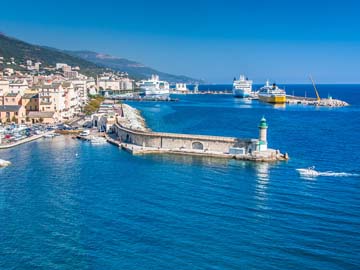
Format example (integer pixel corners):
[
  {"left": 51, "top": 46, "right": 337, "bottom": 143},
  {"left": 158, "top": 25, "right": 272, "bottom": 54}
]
[{"left": 1, "top": 85, "right": 360, "bottom": 269}]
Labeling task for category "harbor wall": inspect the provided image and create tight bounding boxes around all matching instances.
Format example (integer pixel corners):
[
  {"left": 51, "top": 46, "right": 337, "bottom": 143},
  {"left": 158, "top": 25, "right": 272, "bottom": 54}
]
[{"left": 113, "top": 123, "right": 256, "bottom": 153}]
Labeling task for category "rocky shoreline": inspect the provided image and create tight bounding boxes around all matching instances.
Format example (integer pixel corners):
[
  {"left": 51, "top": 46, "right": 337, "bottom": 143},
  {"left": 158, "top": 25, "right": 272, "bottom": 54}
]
[{"left": 118, "top": 104, "right": 149, "bottom": 131}]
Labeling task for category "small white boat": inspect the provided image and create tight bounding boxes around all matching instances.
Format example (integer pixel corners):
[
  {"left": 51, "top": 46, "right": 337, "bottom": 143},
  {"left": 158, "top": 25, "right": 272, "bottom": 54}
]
[
  {"left": 0, "top": 159, "right": 11, "bottom": 168},
  {"left": 296, "top": 166, "right": 319, "bottom": 177},
  {"left": 80, "top": 130, "right": 90, "bottom": 137},
  {"left": 90, "top": 136, "right": 107, "bottom": 145},
  {"left": 43, "top": 134, "right": 55, "bottom": 138}
]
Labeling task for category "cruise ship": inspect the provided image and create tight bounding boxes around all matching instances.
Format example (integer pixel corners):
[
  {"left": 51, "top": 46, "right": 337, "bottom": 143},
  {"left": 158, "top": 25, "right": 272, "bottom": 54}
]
[
  {"left": 140, "top": 75, "right": 170, "bottom": 97},
  {"left": 232, "top": 75, "right": 253, "bottom": 98},
  {"left": 258, "top": 81, "right": 286, "bottom": 104}
]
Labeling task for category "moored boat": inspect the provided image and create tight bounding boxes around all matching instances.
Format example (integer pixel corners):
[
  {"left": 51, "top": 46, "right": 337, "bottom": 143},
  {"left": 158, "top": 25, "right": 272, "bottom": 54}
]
[
  {"left": 90, "top": 136, "right": 107, "bottom": 145},
  {"left": 232, "top": 75, "right": 253, "bottom": 98},
  {"left": 258, "top": 81, "right": 286, "bottom": 104},
  {"left": 139, "top": 75, "right": 170, "bottom": 98}
]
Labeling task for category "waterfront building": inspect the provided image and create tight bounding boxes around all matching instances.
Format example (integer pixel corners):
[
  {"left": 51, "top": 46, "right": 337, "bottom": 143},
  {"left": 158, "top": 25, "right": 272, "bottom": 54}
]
[
  {"left": 37, "top": 83, "right": 65, "bottom": 122},
  {"left": 21, "top": 91, "right": 39, "bottom": 113},
  {"left": 0, "top": 93, "right": 26, "bottom": 123},
  {"left": 62, "top": 82, "right": 78, "bottom": 119},
  {"left": 27, "top": 111, "right": 59, "bottom": 124},
  {"left": 71, "top": 79, "right": 88, "bottom": 108},
  {"left": 97, "top": 76, "right": 134, "bottom": 95},
  {"left": 0, "top": 105, "right": 26, "bottom": 124}
]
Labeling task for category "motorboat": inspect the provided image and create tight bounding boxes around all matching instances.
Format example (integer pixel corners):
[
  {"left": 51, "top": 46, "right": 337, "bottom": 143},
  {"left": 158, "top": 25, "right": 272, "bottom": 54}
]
[
  {"left": 0, "top": 159, "right": 11, "bottom": 168},
  {"left": 43, "top": 133, "right": 55, "bottom": 138},
  {"left": 80, "top": 130, "right": 90, "bottom": 137},
  {"left": 90, "top": 136, "right": 107, "bottom": 145},
  {"left": 296, "top": 166, "right": 319, "bottom": 177}
]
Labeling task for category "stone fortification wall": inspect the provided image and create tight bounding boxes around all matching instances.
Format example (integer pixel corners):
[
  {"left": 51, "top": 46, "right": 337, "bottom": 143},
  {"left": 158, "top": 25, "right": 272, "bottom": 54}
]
[{"left": 114, "top": 123, "right": 255, "bottom": 154}]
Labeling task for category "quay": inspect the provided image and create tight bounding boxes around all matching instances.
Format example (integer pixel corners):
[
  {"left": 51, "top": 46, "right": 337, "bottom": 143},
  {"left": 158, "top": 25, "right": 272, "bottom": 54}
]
[
  {"left": 0, "top": 130, "right": 55, "bottom": 149},
  {"left": 286, "top": 95, "right": 349, "bottom": 107},
  {"left": 107, "top": 95, "right": 179, "bottom": 102},
  {"left": 95, "top": 104, "right": 288, "bottom": 162}
]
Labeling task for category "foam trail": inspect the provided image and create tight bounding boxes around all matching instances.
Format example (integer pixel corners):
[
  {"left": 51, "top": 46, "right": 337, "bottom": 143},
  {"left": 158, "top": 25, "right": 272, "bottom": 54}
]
[{"left": 318, "top": 172, "right": 359, "bottom": 177}]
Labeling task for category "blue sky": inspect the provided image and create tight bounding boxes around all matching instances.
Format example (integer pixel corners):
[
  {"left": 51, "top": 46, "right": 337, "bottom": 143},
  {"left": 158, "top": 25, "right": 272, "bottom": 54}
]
[{"left": 1, "top": 0, "right": 359, "bottom": 83}]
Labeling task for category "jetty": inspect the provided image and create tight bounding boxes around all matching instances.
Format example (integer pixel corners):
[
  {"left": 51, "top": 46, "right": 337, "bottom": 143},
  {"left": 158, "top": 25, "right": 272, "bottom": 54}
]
[
  {"left": 98, "top": 104, "right": 288, "bottom": 162},
  {"left": 0, "top": 131, "right": 55, "bottom": 149},
  {"left": 285, "top": 76, "right": 349, "bottom": 107},
  {"left": 286, "top": 95, "right": 349, "bottom": 107}
]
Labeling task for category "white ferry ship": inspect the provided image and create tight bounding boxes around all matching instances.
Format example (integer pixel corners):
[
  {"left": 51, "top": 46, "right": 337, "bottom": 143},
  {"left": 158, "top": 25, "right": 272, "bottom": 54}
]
[
  {"left": 140, "top": 75, "right": 170, "bottom": 97},
  {"left": 232, "top": 75, "right": 253, "bottom": 98},
  {"left": 258, "top": 81, "right": 286, "bottom": 104}
]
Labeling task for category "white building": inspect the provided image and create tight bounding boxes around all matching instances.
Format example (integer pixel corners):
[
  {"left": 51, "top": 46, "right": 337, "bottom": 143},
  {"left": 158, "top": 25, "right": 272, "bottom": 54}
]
[
  {"left": 97, "top": 77, "right": 134, "bottom": 92},
  {"left": 64, "top": 71, "right": 79, "bottom": 79},
  {"left": 38, "top": 83, "right": 66, "bottom": 120},
  {"left": 0, "top": 80, "right": 10, "bottom": 96},
  {"left": 71, "top": 79, "right": 88, "bottom": 107},
  {"left": 34, "top": 62, "right": 41, "bottom": 71},
  {"left": 9, "top": 79, "right": 28, "bottom": 95},
  {"left": 56, "top": 63, "right": 68, "bottom": 69},
  {"left": 176, "top": 83, "right": 187, "bottom": 91}
]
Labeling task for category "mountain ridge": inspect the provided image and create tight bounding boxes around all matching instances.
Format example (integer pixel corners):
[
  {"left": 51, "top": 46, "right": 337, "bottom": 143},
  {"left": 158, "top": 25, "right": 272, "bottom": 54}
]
[
  {"left": 0, "top": 33, "right": 202, "bottom": 83},
  {"left": 65, "top": 50, "right": 202, "bottom": 83}
]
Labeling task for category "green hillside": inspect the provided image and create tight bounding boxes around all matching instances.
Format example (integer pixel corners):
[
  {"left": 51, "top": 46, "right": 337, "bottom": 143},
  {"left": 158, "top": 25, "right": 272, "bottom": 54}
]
[{"left": 0, "top": 33, "right": 107, "bottom": 77}]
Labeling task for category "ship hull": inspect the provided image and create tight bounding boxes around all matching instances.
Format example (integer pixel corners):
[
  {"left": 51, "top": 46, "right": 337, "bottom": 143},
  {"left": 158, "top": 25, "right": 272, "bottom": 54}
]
[
  {"left": 259, "top": 95, "right": 286, "bottom": 104},
  {"left": 233, "top": 88, "right": 250, "bottom": 98}
]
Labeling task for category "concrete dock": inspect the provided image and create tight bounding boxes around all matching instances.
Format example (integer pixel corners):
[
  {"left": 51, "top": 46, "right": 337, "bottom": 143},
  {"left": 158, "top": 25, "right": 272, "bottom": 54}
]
[
  {"left": 286, "top": 95, "right": 349, "bottom": 107},
  {"left": 0, "top": 131, "right": 55, "bottom": 149},
  {"left": 110, "top": 110, "right": 288, "bottom": 162}
]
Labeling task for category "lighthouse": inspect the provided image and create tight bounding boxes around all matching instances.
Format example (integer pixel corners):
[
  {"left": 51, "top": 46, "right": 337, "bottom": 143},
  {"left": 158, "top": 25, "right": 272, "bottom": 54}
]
[{"left": 258, "top": 116, "right": 268, "bottom": 151}]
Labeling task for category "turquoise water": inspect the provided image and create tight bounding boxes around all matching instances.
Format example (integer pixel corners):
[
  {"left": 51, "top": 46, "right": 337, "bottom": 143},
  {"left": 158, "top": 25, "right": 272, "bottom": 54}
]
[{"left": 1, "top": 85, "right": 360, "bottom": 269}]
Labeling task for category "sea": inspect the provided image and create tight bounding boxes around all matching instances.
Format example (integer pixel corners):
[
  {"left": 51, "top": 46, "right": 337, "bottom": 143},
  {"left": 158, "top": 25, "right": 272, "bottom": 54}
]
[{"left": 0, "top": 84, "right": 359, "bottom": 270}]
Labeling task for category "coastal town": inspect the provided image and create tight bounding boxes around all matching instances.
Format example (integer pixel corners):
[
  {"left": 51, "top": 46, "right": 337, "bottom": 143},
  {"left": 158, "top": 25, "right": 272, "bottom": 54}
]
[
  {"left": 0, "top": 53, "right": 348, "bottom": 164},
  {"left": 0, "top": 56, "right": 290, "bottom": 163}
]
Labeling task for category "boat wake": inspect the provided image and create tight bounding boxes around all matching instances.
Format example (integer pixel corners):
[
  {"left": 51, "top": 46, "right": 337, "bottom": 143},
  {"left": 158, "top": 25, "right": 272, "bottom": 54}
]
[
  {"left": 316, "top": 172, "right": 359, "bottom": 177},
  {"left": 296, "top": 167, "right": 359, "bottom": 178}
]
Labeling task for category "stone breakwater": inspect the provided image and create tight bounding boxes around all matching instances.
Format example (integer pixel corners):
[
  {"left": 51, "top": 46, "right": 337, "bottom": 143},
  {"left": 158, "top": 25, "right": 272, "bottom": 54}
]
[
  {"left": 111, "top": 104, "right": 288, "bottom": 162},
  {"left": 286, "top": 96, "right": 349, "bottom": 107},
  {"left": 119, "top": 104, "right": 148, "bottom": 131}
]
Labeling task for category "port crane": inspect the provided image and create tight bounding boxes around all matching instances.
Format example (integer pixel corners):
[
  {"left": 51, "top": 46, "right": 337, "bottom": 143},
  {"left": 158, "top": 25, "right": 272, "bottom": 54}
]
[{"left": 309, "top": 75, "right": 321, "bottom": 101}]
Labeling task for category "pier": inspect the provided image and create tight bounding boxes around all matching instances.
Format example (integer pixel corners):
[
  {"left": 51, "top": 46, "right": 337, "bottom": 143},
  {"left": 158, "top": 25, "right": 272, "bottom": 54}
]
[
  {"left": 0, "top": 131, "right": 55, "bottom": 149},
  {"left": 111, "top": 115, "right": 288, "bottom": 162},
  {"left": 286, "top": 95, "right": 349, "bottom": 107}
]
